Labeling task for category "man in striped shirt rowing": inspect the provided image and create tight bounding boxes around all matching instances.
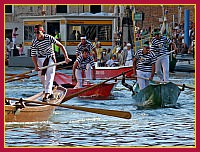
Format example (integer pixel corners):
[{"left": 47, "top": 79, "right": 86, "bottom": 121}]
[
  {"left": 133, "top": 41, "right": 157, "bottom": 90},
  {"left": 150, "top": 29, "right": 177, "bottom": 82},
  {"left": 72, "top": 48, "right": 96, "bottom": 88},
  {"left": 31, "top": 24, "right": 71, "bottom": 102},
  {"left": 76, "top": 35, "right": 97, "bottom": 79}
]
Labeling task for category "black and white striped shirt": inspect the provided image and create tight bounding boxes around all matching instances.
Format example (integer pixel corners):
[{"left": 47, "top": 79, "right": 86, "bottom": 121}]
[
  {"left": 150, "top": 36, "right": 172, "bottom": 57},
  {"left": 135, "top": 49, "right": 157, "bottom": 72},
  {"left": 76, "top": 55, "right": 95, "bottom": 70},
  {"left": 31, "top": 34, "right": 57, "bottom": 57},
  {"left": 76, "top": 40, "right": 95, "bottom": 56}
]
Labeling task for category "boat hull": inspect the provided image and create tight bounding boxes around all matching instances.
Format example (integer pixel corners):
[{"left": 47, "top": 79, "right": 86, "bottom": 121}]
[
  {"left": 96, "top": 66, "right": 133, "bottom": 78},
  {"left": 63, "top": 82, "right": 116, "bottom": 101},
  {"left": 54, "top": 72, "right": 117, "bottom": 100},
  {"left": 134, "top": 82, "right": 181, "bottom": 109},
  {"left": 5, "top": 87, "right": 66, "bottom": 122}
]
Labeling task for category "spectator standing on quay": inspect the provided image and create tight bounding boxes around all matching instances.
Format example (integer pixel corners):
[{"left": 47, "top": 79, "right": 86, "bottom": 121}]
[
  {"left": 12, "top": 27, "right": 19, "bottom": 49},
  {"left": 117, "top": 48, "right": 124, "bottom": 66},
  {"left": 6, "top": 37, "right": 11, "bottom": 55},
  {"left": 100, "top": 48, "right": 110, "bottom": 67},
  {"left": 150, "top": 29, "right": 177, "bottom": 82},
  {"left": 133, "top": 41, "right": 157, "bottom": 90},
  {"left": 123, "top": 43, "right": 134, "bottom": 66},
  {"left": 93, "top": 37, "right": 99, "bottom": 48},
  {"left": 76, "top": 34, "right": 97, "bottom": 79},
  {"left": 72, "top": 48, "right": 96, "bottom": 88},
  {"left": 31, "top": 24, "right": 71, "bottom": 102},
  {"left": 107, "top": 48, "right": 112, "bottom": 59},
  {"left": 96, "top": 41, "right": 104, "bottom": 66},
  {"left": 53, "top": 30, "right": 61, "bottom": 57}
]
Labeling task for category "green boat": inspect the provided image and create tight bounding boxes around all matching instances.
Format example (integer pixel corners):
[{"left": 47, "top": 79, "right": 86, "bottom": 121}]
[
  {"left": 133, "top": 82, "right": 181, "bottom": 109},
  {"left": 122, "top": 75, "right": 182, "bottom": 109}
]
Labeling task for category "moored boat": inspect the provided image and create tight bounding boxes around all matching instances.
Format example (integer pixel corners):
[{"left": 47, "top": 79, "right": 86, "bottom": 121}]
[{"left": 5, "top": 86, "right": 67, "bottom": 122}]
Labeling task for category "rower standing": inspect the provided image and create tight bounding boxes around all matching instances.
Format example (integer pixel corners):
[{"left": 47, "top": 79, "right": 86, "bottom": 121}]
[
  {"left": 72, "top": 48, "right": 96, "bottom": 88},
  {"left": 133, "top": 41, "right": 157, "bottom": 90},
  {"left": 31, "top": 24, "right": 71, "bottom": 102},
  {"left": 150, "top": 29, "right": 177, "bottom": 82}
]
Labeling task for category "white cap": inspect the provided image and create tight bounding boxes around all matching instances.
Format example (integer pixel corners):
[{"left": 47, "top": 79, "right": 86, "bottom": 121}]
[
  {"left": 127, "top": 43, "right": 131, "bottom": 46},
  {"left": 80, "top": 36, "right": 86, "bottom": 39}
]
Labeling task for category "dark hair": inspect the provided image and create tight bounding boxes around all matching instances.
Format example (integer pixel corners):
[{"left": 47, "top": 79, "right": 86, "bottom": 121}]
[
  {"left": 82, "top": 48, "right": 89, "bottom": 53},
  {"left": 34, "top": 24, "right": 43, "bottom": 30},
  {"left": 144, "top": 41, "right": 149, "bottom": 45}
]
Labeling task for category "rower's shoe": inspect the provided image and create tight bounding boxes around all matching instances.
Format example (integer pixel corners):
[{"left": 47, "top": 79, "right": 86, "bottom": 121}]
[
  {"left": 49, "top": 94, "right": 55, "bottom": 100},
  {"left": 42, "top": 97, "right": 49, "bottom": 103}
]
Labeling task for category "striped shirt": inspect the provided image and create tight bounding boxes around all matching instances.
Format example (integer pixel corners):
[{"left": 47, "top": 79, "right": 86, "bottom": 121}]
[
  {"left": 76, "top": 55, "right": 95, "bottom": 70},
  {"left": 76, "top": 40, "right": 95, "bottom": 56},
  {"left": 135, "top": 49, "right": 157, "bottom": 72},
  {"left": 31, "top": 34, "right": 57, "bottom": 57},
  {"left": 150, "top": 36, "right": 172, "bottom": 57}
]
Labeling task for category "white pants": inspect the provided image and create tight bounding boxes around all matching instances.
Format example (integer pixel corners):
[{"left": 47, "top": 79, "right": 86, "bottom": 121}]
[
  {"left": 155, "top": 56, "right": 169, "bottom": 82},
  {"left": 85, "top": 64, "right": 92, "bottom": 79},
  {"left": 136, "top": 70, "right": 151, "bottom": 90},
  {"left": 37, "top": 58, "right": 56, "bottom": 94},
  {"left": 12, "top": 38, "right": 16, "bottom": 47},
  {"left": 74, "top": 68, "right": 91, "bottom": 89},
  {"left": 125, "top": 60, "right": 133, "bottom": 66}
]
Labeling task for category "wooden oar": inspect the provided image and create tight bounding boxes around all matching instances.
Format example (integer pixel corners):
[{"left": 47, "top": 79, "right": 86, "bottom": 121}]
[
  {"left": 64, "top": 68, "right": 133, "bottom": 101},
  {"left": 6, "top": 65, "right": 73, "bottom": 83},
  {"left": 5, "top": 60, "right": 69, "bottom": 82},
  {"left": 6, "top": 73, "right": 38, "bottom": 83},
  {"left": 6, "top": 97, "right": 131, "bottom": 119},
  {"left": 134, "top": 75, "right": 195, "bottom": 90},
  {"left": 157, "top": 50, "right": 175, "bottom": 60}
]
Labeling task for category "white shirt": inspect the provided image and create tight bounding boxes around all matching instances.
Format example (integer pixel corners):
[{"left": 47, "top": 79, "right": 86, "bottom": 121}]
[{"left": 126, "top": 49, "right": 132, "bottom": 61}]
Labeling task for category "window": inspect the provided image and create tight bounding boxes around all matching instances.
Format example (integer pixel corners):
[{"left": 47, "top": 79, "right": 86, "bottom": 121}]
[
  {"left": 56, "top": 5, "right": 67, "bottom": 13},
  {"left": 67, "top": 24, "right": 112, "bottom": 41},
  {"left": 5, "top": 5, "right": 12, "bottom": 14},
  {"left": 90, "top": 5, "right": 101, "bottom": 14},
  {"left": 5, "top": 29, "right": 12, "bottom": 41},
  {"left": 24, "top": 26, "right": 35, "bottom": 41}
]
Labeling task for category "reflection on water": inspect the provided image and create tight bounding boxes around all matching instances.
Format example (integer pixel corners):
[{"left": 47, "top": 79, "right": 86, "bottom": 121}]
[{"left": 5, "top": 67, "right": 195, "bottom": 147}]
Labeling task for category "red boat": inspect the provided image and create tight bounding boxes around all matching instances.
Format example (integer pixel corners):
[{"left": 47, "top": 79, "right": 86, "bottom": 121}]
[
  {"left": 96, "top": 66, "right": 133, "bottom": 79},
  {"left": 54, "top": 72, "right": 117, "bottom": 99}
]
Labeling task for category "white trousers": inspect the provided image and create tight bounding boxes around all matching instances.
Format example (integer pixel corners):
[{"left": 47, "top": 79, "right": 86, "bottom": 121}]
[
  {"left": 125, "top": 60, "right": 133, "bottom": 66},
  {"left": 136, "top": 70, "right": 151, "bottom": 90},
  {"left": 12, "top": 38, "right": 16, "bottom": 47},
  {"left": 37, "top": 58, "right": 56, "bottom": 94},
  {"left": 155, "top": 56, "right": 169, "bottom": 82},
  {"left": 85, "top": 64, "right": 92, "bottom": 79},
  {"left": 74, "top": 64, "right": 91, "bottom": 89}
]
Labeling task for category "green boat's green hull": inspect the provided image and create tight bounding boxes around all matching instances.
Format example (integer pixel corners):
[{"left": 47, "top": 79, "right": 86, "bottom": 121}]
[{"left": 134, "top": 82, "right": 181, "bottom": 109}]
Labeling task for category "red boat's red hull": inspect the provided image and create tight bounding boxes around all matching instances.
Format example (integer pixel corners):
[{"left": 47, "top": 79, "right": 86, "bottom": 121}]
[
  {"left": 96, "top": 66, "right": 133, "bottom": 78},
  {"left": 54, "top": 72, "right": 117, "bottom": 100},
  {"left": 64, "top": 83, "right": 116, "bottom": 100}
]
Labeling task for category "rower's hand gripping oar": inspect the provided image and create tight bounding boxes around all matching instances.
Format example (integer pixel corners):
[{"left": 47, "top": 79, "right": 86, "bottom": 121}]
[
  {"left": 5, "top": 97, "right": 131, "bottom": 119},
  {"left": 5, "top": 60, "right": 71, "bottom": 82}
]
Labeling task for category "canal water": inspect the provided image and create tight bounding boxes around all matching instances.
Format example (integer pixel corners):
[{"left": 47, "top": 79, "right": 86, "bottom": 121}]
[{"left": 5, "top": 67, "right": 195, "bottom": 147}]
